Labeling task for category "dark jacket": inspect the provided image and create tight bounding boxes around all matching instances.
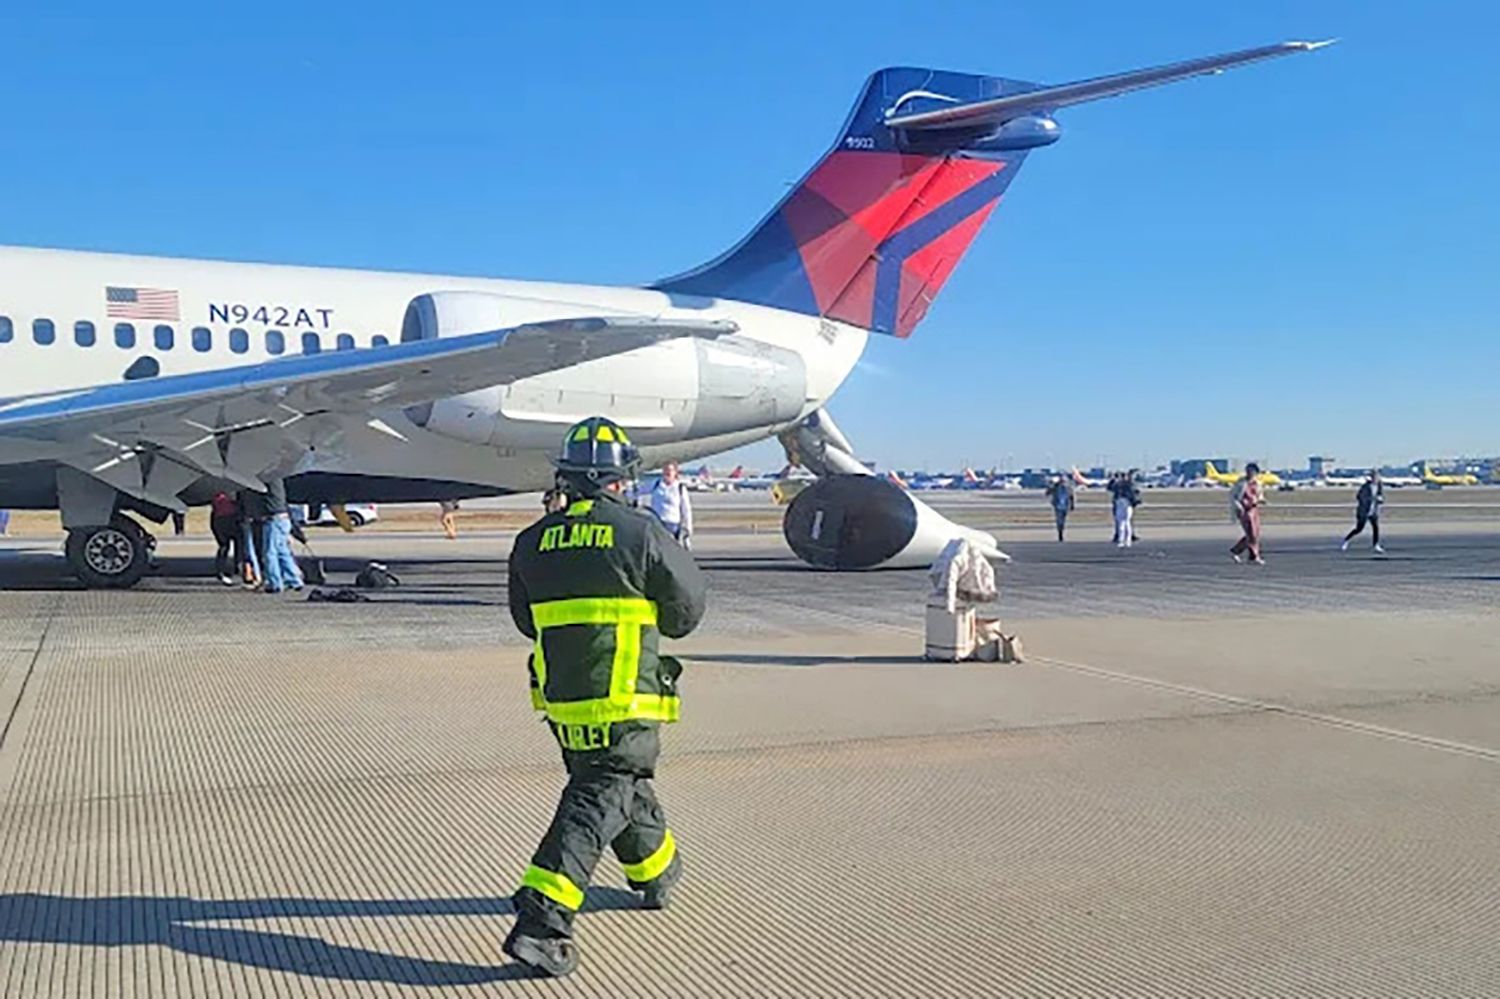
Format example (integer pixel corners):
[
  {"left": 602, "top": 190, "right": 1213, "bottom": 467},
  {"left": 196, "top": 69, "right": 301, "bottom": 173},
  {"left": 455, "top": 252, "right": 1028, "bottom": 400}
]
[
  {"left": 239, "top": 489, "right": 270, "bottom": 520},
  {"left": 1357, "top": 481, "right": 1384, "bottom": 517},
  {"left": 508, "top": 489, "right": 707, "bottom": 726}
]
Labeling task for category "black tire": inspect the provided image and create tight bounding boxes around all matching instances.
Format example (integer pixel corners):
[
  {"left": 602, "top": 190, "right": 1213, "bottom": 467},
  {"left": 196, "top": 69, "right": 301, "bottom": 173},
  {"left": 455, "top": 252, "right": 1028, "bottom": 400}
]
[
  {"left": 65, "top": 517, "right": 150, "bottom": 589},
  {"left": 347, "top": 512, "right": 366, "bottom": 528}
]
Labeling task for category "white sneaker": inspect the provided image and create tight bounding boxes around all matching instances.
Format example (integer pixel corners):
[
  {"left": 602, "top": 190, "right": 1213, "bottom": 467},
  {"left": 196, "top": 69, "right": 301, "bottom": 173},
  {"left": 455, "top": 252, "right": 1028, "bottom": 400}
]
[
  {"left": 1340, "top": 540, "right": 1350, "bottom": 552},
  {"left": 1373, "top": 544, "right": 1386, "bottom": 554},
  {"left": 1231, "top": 553, "right": 1242, "bottom": 564}
]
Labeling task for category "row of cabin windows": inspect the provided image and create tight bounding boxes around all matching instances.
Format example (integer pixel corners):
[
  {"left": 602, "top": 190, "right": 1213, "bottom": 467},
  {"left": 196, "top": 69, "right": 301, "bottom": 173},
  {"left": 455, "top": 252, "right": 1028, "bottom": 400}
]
[{"left": 0, "top": 316, "right": 389, "bottom": 354}]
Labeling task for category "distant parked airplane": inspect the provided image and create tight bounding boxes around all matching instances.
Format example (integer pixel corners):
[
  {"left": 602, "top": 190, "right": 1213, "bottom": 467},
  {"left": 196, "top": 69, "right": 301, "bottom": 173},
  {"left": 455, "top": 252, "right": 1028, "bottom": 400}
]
[
  {"left": 1421, "top": 463, "right": 1479, "bottom": 487},
  {"left": 1203, "top": 462, "right": 1284, "bottom": 488}
]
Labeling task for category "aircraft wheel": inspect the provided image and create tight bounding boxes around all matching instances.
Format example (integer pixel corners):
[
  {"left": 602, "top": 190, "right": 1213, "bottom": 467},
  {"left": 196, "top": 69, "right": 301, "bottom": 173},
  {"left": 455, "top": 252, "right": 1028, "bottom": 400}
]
[{"left": 65, "top": 516, "right": 150, "bottom": 589}]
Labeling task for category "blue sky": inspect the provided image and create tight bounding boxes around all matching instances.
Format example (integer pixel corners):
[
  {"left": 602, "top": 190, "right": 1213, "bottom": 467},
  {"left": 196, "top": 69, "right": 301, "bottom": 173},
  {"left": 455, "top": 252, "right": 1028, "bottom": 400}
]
[{"left": 1, "top": 2, "right": 1495, "bottom": 472}]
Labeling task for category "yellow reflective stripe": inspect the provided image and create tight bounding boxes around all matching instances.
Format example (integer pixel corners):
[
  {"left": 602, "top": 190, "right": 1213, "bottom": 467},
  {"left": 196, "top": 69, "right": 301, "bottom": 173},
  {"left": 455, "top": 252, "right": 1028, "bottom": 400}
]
[
  {"left": 531, "top": 639, "right": 549, "bottom": 708},
  {"left": 595, "top": 423, "right": 616, "bottom": 442},
  {"left": 565, "top": 499, "right": 594, "bottom": 517},
  {"left": 571, "top": 425, "right": 590, "bottom": 442},
  {"left": 611, "top": 622, "right": 641, "bottom": 704},
  {"left": 622, "top": 830, "right": 677, "bottom": 884},
  {"left": 544, "top": 694, "right": 680, "bottom": 726},
  {"left": 520, "top": 865, "right": 585, "bottom": 910},
  {"left": 531, "top": 597, "right": 657, "bottom": 628}
]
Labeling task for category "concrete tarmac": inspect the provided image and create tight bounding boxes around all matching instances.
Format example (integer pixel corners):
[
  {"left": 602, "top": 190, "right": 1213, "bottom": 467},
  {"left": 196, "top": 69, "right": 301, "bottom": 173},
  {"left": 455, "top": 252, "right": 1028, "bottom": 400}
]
[{"left": 0, "top": 512, "right": 1497, "bottom": 996}]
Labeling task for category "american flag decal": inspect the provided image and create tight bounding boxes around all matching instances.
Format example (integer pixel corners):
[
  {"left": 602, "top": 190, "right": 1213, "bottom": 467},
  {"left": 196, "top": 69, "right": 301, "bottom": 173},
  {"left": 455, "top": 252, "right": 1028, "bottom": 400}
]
[{"left": 105, "top": 286, "right": 180, "bottom": 321}]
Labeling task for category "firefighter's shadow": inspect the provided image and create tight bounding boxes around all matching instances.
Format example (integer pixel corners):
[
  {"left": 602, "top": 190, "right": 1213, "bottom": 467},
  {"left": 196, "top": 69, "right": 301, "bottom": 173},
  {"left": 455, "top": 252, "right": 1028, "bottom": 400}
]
[
  {"left": 0, "top": 890, "right": 640, "bottom": 985},
  {"left": 686, "top": 652, "right": 926, "bottom": 667}
]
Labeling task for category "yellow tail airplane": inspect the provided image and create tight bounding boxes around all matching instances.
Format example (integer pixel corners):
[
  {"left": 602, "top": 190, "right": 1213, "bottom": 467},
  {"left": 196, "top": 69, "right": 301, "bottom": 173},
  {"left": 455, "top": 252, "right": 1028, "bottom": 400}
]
[
  {"left": 1203, "top": 462, "right": 1283, "bottom": 487},
  {"left": 1421, "top": 463, "right": 1479, "bottom": 486}
]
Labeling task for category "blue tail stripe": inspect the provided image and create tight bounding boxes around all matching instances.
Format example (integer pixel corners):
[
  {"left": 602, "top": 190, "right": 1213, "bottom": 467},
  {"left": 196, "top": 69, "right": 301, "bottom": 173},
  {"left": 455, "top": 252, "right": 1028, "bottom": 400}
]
[{"left": 870, "top": 163, "right": 1023, "bottom": 334}]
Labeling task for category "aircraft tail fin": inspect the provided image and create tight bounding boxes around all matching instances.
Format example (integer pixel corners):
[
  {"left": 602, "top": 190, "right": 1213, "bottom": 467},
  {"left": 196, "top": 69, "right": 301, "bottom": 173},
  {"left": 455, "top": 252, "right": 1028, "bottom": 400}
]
[
  {"left": 655, "top": 66, "right": 1034, "bottom": 338},
  {"left": 654, "top": 43, "right": 1327, "bottom": 338}
]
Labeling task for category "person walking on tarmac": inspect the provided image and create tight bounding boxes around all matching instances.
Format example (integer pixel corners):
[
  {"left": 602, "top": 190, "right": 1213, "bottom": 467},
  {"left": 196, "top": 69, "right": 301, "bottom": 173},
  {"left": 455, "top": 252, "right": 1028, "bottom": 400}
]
[
  {"left": 1230, "top": 463, "right": 1267, "bottom": 565},
  {"left": 503, "top": 416, "right": 707, "bottom": 978},
  {"left": 1341, "top": 470, "right": 1386, "bottom": 553},
  {"left": 1045, "top": 474, "right": 1075, "bottom": 542}
]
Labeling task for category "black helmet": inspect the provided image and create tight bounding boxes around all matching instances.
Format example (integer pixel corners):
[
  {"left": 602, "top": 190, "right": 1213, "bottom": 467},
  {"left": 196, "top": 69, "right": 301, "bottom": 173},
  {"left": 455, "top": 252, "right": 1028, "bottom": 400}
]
[{"left": 551, "top": 416, "right": 640, "bottom": 483}]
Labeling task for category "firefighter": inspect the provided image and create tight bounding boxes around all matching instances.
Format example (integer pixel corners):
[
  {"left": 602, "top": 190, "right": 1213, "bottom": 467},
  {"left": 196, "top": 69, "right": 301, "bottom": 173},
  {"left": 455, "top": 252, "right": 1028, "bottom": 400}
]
[{"left": 503, "top": 416, "right": 708, "bottom": 977}]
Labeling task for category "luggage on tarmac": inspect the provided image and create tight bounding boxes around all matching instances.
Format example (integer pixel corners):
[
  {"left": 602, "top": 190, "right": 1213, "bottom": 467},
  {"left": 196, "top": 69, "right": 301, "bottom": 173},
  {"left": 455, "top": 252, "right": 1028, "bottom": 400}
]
[{"left": 355, "top": 561, "right": 401, "bottom": 589}]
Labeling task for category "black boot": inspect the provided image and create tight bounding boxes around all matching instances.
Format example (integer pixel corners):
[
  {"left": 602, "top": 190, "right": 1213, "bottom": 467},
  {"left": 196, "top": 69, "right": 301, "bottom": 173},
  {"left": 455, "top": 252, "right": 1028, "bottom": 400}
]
[{"left": 502, "top": 925, "right": 580, "bottom": 977}]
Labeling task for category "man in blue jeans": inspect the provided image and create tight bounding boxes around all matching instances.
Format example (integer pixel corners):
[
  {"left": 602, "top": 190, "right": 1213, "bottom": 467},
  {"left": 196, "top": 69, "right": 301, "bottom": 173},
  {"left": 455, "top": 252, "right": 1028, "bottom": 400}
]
[{"left": 261, "top": 478, "right": 304, "bottom": 593}]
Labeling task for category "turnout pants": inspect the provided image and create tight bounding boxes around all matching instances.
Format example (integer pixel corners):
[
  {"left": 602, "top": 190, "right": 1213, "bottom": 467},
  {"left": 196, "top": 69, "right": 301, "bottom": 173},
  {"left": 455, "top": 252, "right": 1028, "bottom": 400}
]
[{"left": 514, "top": 722, "right": 680, "bottom": 939}]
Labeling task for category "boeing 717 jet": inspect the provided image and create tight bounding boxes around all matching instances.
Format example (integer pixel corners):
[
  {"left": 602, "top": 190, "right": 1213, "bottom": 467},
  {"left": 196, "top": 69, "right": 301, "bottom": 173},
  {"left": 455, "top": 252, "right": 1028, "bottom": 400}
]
[{"left": 0, "top": 41, "right": 1328, "bottom": 585}]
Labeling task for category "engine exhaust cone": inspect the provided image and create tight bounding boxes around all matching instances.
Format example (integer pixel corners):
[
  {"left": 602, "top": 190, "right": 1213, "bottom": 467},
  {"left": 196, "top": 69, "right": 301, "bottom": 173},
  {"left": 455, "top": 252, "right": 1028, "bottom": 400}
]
[{"left": 783, "top": 475, "right": 1005, "bottom": 570}]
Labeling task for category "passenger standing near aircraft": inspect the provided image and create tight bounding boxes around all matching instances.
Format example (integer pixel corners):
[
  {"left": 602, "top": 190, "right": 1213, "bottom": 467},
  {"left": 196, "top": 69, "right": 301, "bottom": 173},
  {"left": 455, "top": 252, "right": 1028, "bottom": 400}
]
[
  {"left": 1342, "top": 470, "right": 1386, "bottom": 553},
  {"left": 1045, "top": 474, "right": 1075, "bottom": 541},
  {"left": 209, "top": 491, "right": 240, "bottom": 585},
  {"left": 648, "top": 461, "right": 694, "bottom": 547},
  {"left": 439, "top": 499, "right": 461, "bottom": 540},
  {"left": 260, "top": 478, "right": 304, "bottom": 593},
  {"left": 504, "top": 417, "right": 706, "bottom": 978},
  {"left": 237, "top": 488, "right": 265, "bottom": 588},
  {"left": 1230, "top": 463, "right": 1266, "bottom": 564},
  {"left": 1108, "top": 472, "right": 1138, "bottom": 548}
]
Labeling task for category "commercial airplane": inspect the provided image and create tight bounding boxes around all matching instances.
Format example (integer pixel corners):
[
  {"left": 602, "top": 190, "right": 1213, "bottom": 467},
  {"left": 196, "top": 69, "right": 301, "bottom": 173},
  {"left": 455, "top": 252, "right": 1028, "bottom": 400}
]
[
  {"left": 1070, "top": 467, "right": 1110, "bottom": 489},
  {"left": 1203, "top": 462, "right": 1285, "bottom": 489},
  {"left": 0, "top": 41, "right": 1328, "bottom": 585},
  {"left": 1420, "top": 463, "right": 1479, "bottom": 487}
]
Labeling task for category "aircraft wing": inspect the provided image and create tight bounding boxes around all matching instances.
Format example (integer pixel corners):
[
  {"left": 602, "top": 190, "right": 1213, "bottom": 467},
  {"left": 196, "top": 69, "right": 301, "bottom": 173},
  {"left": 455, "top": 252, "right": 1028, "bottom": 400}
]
[
  {"left": 885, "top": 40, "right": 1332, "bottom": 130},
  {"left": 0, "top": 316, "right": 735, "bottom": 445},
  {"left": 0, "top": 315, "right": 733, "bottom": 505}
]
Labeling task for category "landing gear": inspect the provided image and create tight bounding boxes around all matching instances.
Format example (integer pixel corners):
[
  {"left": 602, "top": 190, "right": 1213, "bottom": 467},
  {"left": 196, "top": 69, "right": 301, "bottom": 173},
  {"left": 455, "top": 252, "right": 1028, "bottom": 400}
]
[{"left": 64, "top": 515, "right": 153, "bottom": 589}]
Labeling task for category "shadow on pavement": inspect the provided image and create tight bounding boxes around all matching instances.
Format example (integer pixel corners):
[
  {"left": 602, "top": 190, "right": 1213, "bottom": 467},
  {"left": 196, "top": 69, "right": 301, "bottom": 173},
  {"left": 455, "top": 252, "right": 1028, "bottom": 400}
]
[
  {"left": 686, "top": 651, "right": 925, "bottom": 667},
  {"left": 0, "top": 891, "right": 639, "bottom": 985}
]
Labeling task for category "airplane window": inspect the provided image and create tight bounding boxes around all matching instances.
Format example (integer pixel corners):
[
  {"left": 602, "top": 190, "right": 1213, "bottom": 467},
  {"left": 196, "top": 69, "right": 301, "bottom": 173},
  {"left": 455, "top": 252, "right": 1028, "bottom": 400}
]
[
  {"left": 34, "top": 319, "right": 56, "bottom": 345},
  {"left": 0, "top": 316, "right": 12, "bottom": 343},
  {"left": 115, "top": 323, "right": 136, "bottom": 348},
  {"left": 336, "top": 333, "right": 355, "bottom": 351},
  {"left": 154, "top": 325, "right": 174, "bottom": 350},
  {"left": 75, "top": 320, "right": 96, "bottom": 347},
  {"left": 265, "top": 329, "right": 285, "bottom": 355},
  {"left": 229, "top": 328, "right": 249, "bottom": 354},
  {"left": 192, "top": 326, "right": 212, "bottom": 352},
  {"left": 371, "top": 334, "right": 389, "bottom": 347},
  {"left": 301, "top": 332, "right": 321, "bottom": 355}
]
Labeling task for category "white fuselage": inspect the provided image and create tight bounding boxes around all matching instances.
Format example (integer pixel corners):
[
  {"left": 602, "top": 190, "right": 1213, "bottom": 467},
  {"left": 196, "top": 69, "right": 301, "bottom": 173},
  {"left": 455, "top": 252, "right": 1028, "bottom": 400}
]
[{"left": 0, "top": 246, "right": 867, "bottom": 500}]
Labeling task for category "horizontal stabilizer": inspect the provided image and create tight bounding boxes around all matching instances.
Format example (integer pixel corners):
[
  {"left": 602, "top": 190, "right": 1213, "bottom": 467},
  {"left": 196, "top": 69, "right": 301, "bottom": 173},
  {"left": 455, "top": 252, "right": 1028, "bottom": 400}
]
[{"left": 885, "top": 40, "right": 1333, "bottom": 130}]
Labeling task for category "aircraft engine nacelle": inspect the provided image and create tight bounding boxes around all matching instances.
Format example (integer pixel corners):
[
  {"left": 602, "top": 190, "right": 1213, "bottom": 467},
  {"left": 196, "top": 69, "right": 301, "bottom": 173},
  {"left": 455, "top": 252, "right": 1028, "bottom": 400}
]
[
  {"left": 399, "top": 291, "right": 514, "bottom": 446},
  {"left": 782, "top": 475, "right": 1006, "bottom": 570},
  {"left": 400, "top": 291, "right": 808, "bottom": 448}
]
